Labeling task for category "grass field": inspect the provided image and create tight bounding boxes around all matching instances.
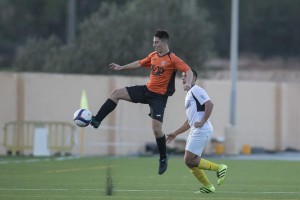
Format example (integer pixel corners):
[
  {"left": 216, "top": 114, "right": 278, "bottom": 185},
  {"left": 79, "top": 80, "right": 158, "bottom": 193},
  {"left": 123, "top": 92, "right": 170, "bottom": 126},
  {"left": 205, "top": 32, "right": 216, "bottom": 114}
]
[{"left": 0, "top": 155, "right": 300, "bottom": 200}]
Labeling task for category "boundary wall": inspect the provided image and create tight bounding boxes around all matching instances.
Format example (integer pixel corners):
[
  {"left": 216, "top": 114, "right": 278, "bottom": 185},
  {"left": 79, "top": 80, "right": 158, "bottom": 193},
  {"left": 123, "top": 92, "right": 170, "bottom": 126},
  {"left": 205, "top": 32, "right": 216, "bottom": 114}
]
[{"left": 0, "top": 72, "right": 299, "bottom": 155}]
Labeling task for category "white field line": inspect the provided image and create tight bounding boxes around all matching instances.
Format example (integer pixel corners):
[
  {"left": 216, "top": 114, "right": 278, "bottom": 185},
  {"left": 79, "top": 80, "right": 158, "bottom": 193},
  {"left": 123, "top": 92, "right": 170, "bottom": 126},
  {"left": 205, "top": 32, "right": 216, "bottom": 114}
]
[
  {"left": 0, "top": 188, "right": 299, "bottom": 194},
  {"left": 0, "top": 156, "right": 80, "bottom": 165}
]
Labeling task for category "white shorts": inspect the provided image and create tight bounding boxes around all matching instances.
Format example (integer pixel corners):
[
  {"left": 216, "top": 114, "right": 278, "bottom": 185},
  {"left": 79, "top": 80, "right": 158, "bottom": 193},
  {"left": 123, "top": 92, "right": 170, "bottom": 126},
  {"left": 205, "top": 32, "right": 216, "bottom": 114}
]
[{"left": 185, "top": 129, "right": 212, "bottom": 156}]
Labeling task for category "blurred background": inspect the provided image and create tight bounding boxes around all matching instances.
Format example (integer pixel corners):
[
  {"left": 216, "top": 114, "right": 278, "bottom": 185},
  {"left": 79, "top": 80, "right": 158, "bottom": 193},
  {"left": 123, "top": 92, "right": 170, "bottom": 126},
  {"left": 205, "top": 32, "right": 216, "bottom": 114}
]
[{"left": 0, "top": 0, "right": 299, "bottom": 157}]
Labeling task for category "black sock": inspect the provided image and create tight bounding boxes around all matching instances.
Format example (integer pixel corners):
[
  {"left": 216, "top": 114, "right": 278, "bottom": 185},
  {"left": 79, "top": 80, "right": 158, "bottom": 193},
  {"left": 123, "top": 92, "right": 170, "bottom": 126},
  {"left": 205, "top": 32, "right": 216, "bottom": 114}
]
[
  {"left": 95, "top": 98, "right": 117, "bottom": 123},
  {"left": 156, "top": 135, "right": 167, "bottom": 159}
]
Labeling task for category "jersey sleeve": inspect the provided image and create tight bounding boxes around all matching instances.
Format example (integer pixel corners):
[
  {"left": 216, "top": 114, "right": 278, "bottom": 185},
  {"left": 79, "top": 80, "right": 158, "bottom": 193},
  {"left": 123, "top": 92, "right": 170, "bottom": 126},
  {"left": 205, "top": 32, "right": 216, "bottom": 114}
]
[
  {"left": 171, "top": 54, "right": 191, "bottom": 72},
  {"left": 139, "top": 52, "right": 156, "bottom": 69},
  {"left": 193, "top": 87, "right": 210, "bottom": 105}
]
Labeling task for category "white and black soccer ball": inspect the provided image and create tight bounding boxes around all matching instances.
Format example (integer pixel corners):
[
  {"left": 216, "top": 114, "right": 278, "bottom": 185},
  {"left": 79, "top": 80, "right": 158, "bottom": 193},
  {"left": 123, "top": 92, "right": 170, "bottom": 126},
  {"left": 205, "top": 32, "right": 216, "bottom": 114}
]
[{"left": 73, "top": 109, "right": 92, "bottom": 127}]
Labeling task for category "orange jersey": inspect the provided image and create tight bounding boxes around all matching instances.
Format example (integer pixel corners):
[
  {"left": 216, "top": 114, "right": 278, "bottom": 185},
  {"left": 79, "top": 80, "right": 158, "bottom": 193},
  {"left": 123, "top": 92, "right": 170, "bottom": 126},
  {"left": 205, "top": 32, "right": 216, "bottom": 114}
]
[{"left": 139, "top": 51, "right": 191, "bottom": 96}]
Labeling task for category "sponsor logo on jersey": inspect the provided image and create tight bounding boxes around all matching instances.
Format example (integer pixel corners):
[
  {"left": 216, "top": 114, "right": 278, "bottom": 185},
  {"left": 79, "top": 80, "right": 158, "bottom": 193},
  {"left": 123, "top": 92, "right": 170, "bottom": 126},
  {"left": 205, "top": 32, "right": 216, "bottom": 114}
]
[{"left": 151, "top": 65, "right": 164, "bottom": 76}]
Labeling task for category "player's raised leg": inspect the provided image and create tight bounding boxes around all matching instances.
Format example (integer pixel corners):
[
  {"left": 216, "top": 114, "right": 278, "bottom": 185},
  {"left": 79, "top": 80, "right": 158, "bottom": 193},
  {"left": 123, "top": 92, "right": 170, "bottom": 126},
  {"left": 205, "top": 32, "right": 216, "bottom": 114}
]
[
  {"left": 185, "top": 151, "right": 215, "bottom": 193},
  {"left": 91, "top": 88, "right": 131, "bottom": 128},
  {"left": 216, "top": 164, "right": 228, "bottom": 185},
  {"left": 198, "top": 158, "right": 228, "bottom": 186},
  {"left": 190, "top": 167, "right": 215, "bottom": 193}
]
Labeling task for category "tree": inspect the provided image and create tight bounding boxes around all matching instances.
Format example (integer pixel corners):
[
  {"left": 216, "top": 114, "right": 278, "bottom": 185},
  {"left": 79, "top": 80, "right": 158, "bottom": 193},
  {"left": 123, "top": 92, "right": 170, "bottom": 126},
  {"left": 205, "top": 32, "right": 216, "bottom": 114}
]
[
  {"left": 0, "top": 0, "right": 128, "bottom": 70},
  {"left": 199, "top": 0, "right": 300, "bottom": 58},
  {"left": 198, "top": 0, "right": 231, "bottom": 58},
  {"left": 0, "top": 0, "right": 66, "bottom": 69},
  {"left": 21, "top": 0, "right": 215, "bottom": 75},
  {"left": 239, "top": 0, "right": 300, "bottom": 58},
  {"left": 4, "top": 0, "right": 300, "bottom": 71},
  {"left": 13, "top": 36, "right": 62, "bottom": 72}
]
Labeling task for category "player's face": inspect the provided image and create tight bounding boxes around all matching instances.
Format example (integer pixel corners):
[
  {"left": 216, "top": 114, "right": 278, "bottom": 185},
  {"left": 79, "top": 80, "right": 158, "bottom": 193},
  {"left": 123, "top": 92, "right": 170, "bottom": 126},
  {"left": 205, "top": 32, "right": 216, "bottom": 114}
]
[
  {"left": 153, "top": 37, "right": 164, "bottom": 53},
  {"left": 181, "top": 72, "right": 186, "bottom": 84}
]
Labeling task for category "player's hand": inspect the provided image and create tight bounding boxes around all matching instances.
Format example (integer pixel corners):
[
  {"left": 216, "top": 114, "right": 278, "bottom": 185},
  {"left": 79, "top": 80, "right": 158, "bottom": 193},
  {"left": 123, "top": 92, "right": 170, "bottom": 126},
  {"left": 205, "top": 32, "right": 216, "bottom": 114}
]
[
  {"left": 194, "top": 121, "right": 204, "bottom": 128},
  {"left": 166, "top": 133, "right": 177, "bottom": 144},
  {"left": 109, "top": 63, "right": 124, "bottom": 70},
  {"left": 183, "top": 84, "right": 191, "bottom": 91}
]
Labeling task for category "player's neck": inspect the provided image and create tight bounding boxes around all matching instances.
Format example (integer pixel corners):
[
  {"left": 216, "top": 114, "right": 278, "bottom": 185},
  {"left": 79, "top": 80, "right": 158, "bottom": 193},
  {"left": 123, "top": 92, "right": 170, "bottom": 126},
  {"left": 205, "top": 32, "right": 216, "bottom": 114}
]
[{"left": 158, "top": 47, "right": 169, "bottom": 56}]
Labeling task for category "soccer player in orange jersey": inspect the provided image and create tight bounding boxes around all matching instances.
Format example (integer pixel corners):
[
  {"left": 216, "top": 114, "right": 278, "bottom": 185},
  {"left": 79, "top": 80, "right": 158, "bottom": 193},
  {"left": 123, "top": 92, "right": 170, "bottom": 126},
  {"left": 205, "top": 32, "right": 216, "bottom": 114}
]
[{"left": 90, "top": 30, "right": 193, "bottom": 175}]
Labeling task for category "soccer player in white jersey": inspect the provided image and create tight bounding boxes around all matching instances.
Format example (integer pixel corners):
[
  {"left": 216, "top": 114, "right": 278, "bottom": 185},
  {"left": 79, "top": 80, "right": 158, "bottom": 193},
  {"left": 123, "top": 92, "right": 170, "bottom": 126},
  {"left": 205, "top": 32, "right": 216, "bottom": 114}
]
[{"left": 166, "top": 69, "right": 228, "bottom": 193}]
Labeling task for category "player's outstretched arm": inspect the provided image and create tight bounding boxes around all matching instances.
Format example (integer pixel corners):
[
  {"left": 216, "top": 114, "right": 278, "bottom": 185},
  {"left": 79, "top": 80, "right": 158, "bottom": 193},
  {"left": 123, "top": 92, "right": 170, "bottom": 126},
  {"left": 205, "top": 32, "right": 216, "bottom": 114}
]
[
  {"left": 166, "top": 120, "right": 190, "bottom": 144},
  {"left": 109, "top": 61, "right": 141, "bottom": 71}
]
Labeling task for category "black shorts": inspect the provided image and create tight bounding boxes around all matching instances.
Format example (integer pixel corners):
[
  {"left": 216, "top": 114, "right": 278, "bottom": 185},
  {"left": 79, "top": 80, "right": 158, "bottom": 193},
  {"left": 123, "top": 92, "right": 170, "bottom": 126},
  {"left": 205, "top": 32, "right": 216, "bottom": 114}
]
[{"left": 125, "top": 85, "right": 168, "bottom": 122}]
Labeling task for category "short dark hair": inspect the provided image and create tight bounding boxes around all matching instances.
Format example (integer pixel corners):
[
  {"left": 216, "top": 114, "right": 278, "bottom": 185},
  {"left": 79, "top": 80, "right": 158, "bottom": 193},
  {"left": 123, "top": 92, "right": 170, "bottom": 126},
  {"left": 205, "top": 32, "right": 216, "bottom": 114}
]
[
  {"left": 154, "top": 29, "right": 169, "bottom": 40},
  {"left": 191, "top": 69, "right": 198, "bottom": 80}
]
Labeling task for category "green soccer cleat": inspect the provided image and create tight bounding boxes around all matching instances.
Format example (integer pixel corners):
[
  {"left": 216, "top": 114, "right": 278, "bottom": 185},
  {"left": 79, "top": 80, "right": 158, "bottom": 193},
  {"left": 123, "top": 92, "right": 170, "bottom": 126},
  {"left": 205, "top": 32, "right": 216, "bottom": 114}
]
[
  {"left": 217, "top": 164, "right": 228, "bottom": 185},
  {"left": 199, "top": 184, "right": 215, "bottom": 193}
]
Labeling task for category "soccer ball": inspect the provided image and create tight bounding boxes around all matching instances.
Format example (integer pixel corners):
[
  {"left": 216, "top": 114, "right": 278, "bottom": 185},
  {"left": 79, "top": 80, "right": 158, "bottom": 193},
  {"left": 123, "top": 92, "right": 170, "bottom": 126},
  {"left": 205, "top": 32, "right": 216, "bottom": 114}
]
[{"left": 73, "top": 108, "right": 92, "bottom": 127}]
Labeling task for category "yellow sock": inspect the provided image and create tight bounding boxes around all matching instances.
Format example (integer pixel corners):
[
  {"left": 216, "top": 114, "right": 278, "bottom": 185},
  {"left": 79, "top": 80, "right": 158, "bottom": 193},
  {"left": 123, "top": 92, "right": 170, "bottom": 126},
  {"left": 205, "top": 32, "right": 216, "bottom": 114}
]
[
  {"left": 190, "top": 167, "right": 211, "bottom": 187},
  {"left": 198, "top": 158, "right": 220, "bottom": 171}
]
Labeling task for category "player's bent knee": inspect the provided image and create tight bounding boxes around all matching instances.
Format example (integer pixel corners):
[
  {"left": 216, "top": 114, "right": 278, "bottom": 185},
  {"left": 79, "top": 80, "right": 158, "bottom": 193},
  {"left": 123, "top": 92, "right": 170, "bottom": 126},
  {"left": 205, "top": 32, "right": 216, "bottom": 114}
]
[
  {"left": 185, "top": 160, "right": 195, "bottom": 168},
  {"left": 184, "top": 157, "right": 198, "bottom": 168},
  {"left": 152, "top": 120, "right": 163, "bottom": 138},
  {"left": 153, "top": 131, "right": 163, "bottom": 138},
  {"left": 110, "top": 88, "right": 130, "bottom": 101},
  {"left": 110, "top": 89, "right": 121, "bottom": 98},
  {"left": 152, "top": 127, "right": 163, "bottom": 138}
]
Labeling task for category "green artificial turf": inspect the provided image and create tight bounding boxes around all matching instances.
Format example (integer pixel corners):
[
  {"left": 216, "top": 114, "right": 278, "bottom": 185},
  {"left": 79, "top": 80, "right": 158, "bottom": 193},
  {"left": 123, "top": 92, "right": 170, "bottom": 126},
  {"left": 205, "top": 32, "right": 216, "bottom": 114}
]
[{"left": 0, "top": 156, "right": 299, "bottom": 200}]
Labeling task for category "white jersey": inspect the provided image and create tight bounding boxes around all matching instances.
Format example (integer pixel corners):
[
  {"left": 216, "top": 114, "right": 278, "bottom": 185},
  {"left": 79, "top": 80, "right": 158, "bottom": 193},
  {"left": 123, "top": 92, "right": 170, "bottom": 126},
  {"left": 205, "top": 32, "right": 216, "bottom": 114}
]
[{"left": 185, "top": 85, "right": 213, "bottom": 132}]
